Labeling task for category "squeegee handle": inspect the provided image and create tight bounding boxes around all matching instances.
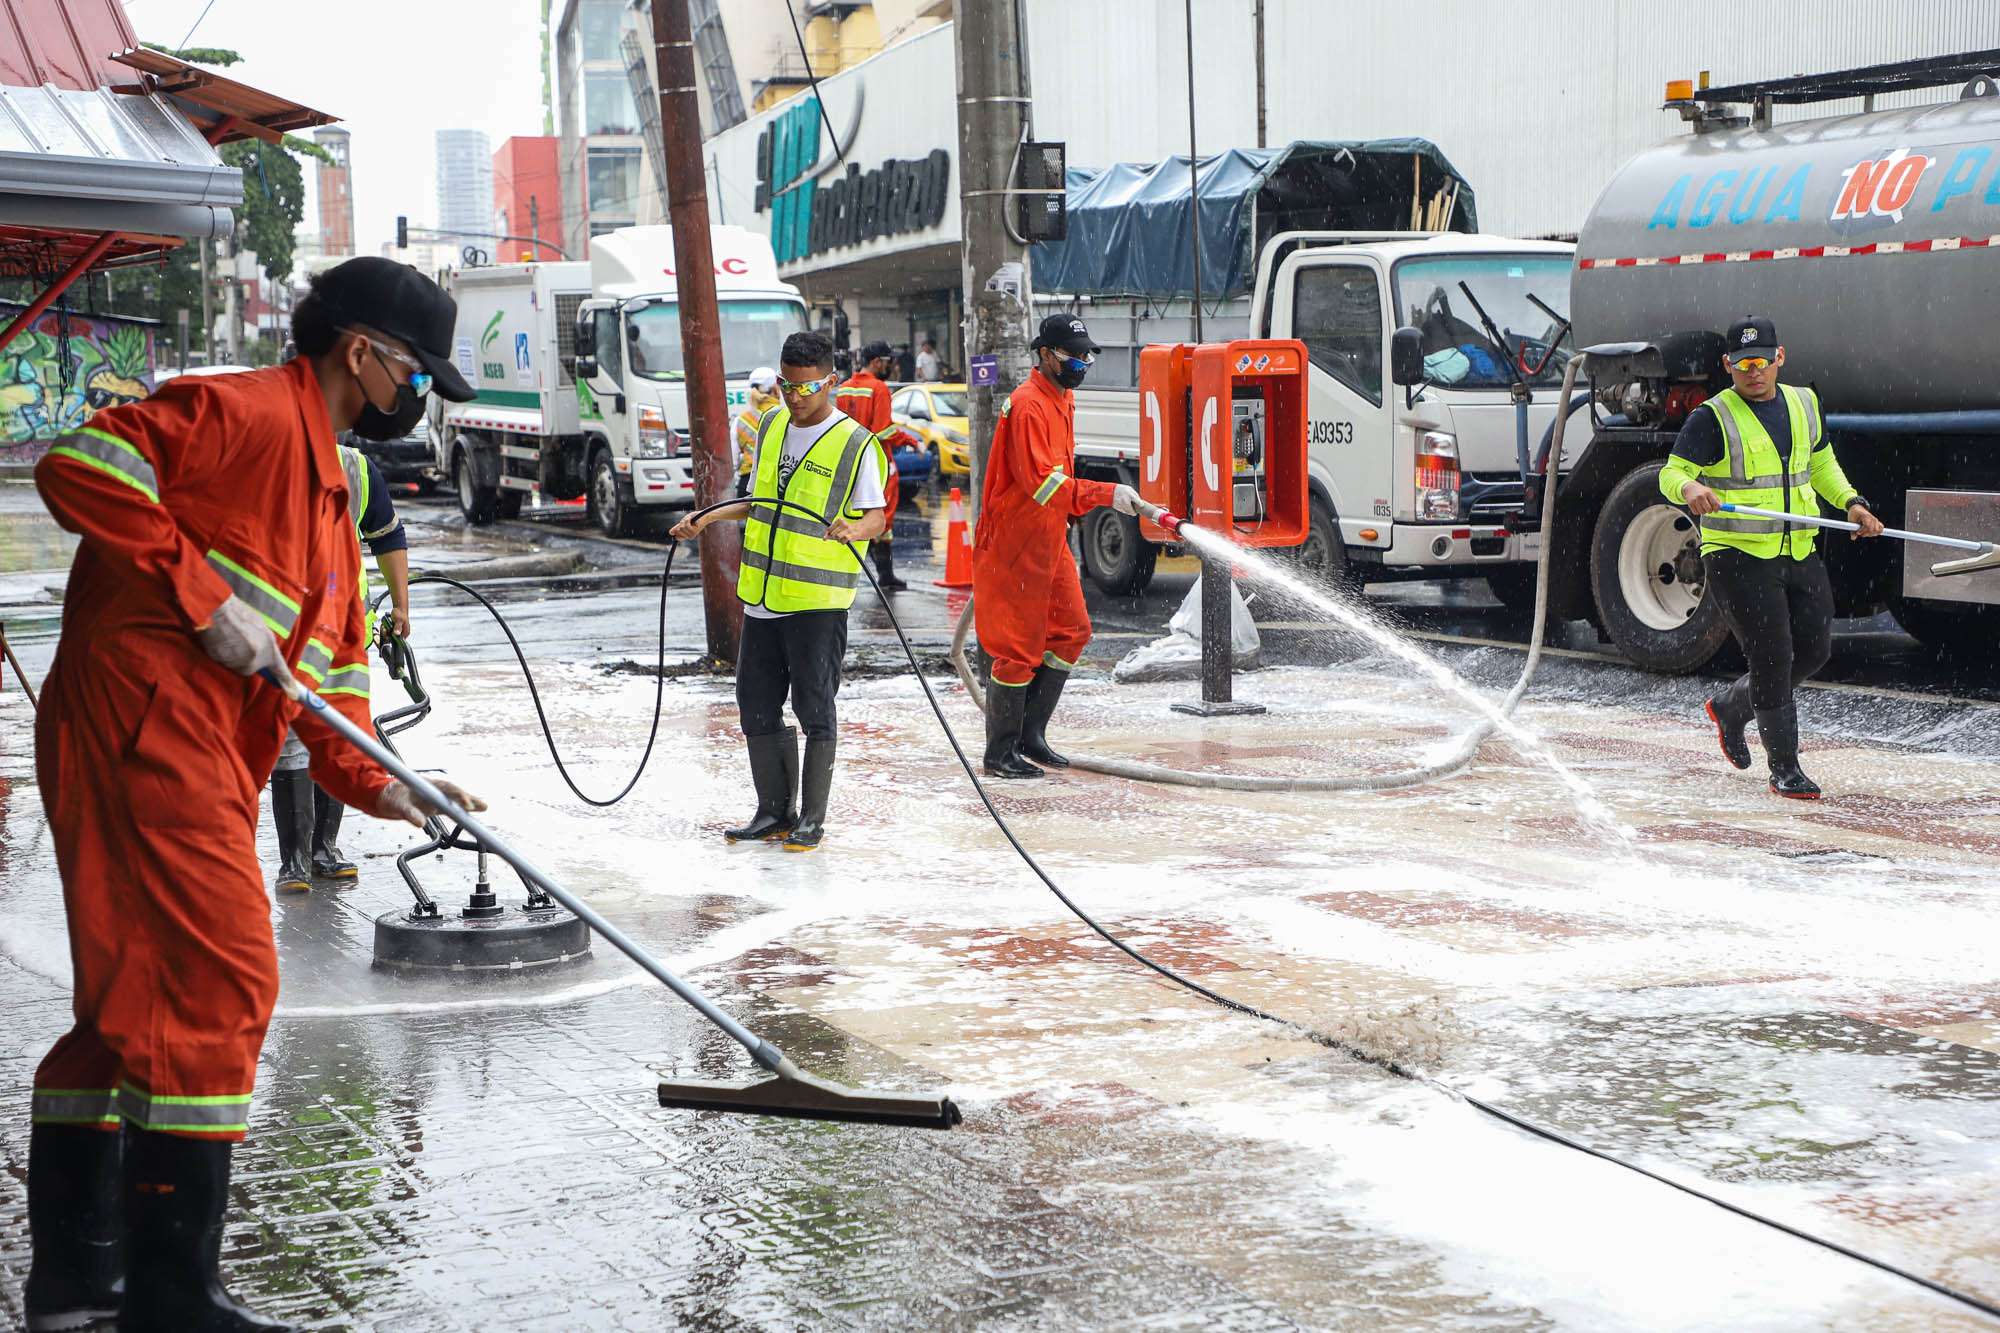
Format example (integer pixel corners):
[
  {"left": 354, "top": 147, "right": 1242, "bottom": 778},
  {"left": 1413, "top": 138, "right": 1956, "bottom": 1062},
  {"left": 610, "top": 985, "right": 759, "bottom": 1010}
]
[
  {"left": 260, "top": 669, "right": 785, "bottom": 1073},
  {"left": 1715, "top": 503, "right": 1990, "bottom": 553}
]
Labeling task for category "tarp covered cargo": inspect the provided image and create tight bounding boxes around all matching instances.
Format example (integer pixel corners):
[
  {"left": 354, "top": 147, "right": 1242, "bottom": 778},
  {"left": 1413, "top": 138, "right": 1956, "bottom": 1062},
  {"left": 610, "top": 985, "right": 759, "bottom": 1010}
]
[{"left": 1033, "top": 139, "right": 1478, "bottom": 299}]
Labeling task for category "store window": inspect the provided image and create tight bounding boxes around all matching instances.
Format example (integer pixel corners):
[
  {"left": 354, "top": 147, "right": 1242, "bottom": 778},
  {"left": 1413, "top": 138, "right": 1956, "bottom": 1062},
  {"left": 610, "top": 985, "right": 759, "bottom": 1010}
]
[
  {"left": 577, "top": 0, "right": 624, "bottom": 61},
  {"left": 585, "top": 69, "right": 638, "bottom": 137},
  {"left": 587, "top": 147, "right": 641, "bottom": 221}
]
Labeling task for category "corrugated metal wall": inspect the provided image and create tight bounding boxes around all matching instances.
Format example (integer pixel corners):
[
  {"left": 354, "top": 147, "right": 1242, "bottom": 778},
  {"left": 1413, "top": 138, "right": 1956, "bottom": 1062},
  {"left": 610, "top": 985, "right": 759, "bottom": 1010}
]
[{"left": 1028, "top": 0, "right": 2000, "bottom": 237}]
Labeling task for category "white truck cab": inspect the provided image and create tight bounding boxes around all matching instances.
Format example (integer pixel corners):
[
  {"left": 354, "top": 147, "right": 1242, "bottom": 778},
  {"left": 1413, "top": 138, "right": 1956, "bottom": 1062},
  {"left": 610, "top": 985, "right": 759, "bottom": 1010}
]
[
  {"left": 1071, "top": 232, "right": 1577, "bottom": 603},
  {"left": 435, "top": 225, "right": 808, "bottom": 537}
]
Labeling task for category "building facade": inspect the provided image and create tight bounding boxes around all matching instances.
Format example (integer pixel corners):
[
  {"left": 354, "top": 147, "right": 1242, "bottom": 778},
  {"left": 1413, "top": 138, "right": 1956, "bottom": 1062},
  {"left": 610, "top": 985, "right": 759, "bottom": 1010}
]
[
  {"left": 554, "top": 0, "right": 649, "bottom": 256},
  {"left": 312, "top": 126, "right": 353, "bottom": 258},
  {"left": 436, "top": 128, "right": 496, "bottom": 245},
  {"left": 696, "top": 0, "right": 2000, "bottom": 377},
  {"left": 494, "top": 135, "right": 566, "bottom": 261}
]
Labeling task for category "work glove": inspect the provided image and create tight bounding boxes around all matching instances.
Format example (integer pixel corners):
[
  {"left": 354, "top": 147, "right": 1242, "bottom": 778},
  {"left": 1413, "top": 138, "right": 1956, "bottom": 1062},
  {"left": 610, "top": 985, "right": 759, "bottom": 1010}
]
[
  {"left": 1111, "top": 484, "right": 1144, "bottom": 516},
  {"left": 376, "top": 777, "right": 489, "bottom": 828},
  {"left": 195, "top": 594, "right": 288, "bottom": 679}
]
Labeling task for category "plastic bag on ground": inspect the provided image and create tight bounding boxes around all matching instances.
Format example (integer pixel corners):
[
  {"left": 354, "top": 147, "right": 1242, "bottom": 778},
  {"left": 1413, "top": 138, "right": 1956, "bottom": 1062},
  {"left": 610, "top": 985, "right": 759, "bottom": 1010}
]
[{"left": 1114, "top": 576, "right": 1262, "bottom": 683}]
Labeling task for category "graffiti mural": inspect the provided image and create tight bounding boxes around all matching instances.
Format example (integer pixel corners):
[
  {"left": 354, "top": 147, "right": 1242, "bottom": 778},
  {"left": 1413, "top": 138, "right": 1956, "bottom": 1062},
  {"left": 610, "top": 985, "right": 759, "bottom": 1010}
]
[{"left": 0, "top": 306, "right": 158, "bottom": 463}]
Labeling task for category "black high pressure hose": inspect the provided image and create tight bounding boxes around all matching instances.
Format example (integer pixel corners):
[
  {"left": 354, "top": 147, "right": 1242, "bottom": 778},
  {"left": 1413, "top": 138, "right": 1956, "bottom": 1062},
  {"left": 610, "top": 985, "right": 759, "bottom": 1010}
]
[{"left": 412, "top": 493, "right": 1998, "bottom": 1321}]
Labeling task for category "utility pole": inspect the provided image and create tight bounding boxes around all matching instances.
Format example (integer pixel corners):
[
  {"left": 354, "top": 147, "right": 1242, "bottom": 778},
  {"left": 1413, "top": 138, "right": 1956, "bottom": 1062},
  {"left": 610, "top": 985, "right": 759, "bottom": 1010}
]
[
  {"left": 1254, "top": 0, "right": 1267, "bottom": 150},
  {"left": 953, "top": 0, "right": 1033, "bottom": 522},
  {"left": 654, "top": 0, "right": 741, "bottom": 665},
  {"left": 198, "top": 237, "right": 215, "bottom": 364}
]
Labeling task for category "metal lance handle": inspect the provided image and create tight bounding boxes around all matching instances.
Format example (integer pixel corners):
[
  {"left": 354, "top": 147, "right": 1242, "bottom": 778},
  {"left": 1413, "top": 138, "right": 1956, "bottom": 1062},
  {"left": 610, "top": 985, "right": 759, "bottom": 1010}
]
[
  {"left": 1713, "top": 502, "right": 1999, "bottom": 579},
  {"left": 1136, "top": 498, "right": 1184, "bottom": 534}
]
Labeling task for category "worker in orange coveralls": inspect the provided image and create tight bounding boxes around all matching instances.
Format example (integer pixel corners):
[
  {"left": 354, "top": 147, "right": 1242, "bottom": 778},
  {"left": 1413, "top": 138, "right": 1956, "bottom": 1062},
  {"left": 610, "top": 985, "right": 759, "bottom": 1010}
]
[
  {"left": 25, "top": 257, "right": 485, "bottom": 1333},
  {"left": 972, "top": 314, "right": 1142, "bottom": 780},
  {"left": 834, "top": 339, "right": 914, "bottom": 589}
]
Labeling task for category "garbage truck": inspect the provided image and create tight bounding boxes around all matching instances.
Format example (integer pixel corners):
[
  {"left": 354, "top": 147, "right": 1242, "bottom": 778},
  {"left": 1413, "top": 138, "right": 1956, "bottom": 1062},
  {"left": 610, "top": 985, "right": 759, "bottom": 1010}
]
[
  {"left": 1555, "top": 57, "right": 2000, "bottom": 668},
  {"left": 433, "top": 225, "right": 808, "bottom": 536}
]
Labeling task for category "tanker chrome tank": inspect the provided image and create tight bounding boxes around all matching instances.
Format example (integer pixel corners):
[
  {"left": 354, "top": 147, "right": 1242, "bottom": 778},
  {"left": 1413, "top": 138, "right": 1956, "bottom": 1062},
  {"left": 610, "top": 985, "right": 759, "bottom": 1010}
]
[{"left": 1573, "top": 89, "right": 2000, "bottom": 414}]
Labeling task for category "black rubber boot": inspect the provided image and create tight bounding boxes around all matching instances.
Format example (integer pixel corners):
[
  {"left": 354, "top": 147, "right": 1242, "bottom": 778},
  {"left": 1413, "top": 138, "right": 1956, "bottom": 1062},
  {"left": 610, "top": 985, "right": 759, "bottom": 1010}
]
[
  {"left": 983, "top": 684, "right": 1044, "bottom": 780},
  {"left": 872, "top": 540, "right": 908, "bottom": 591},
  {"left": 1757, "top": 702, "right": 1821, "bottom": 800},
  {"left": 309, "top": 786, "right": 357, "bottom": 880},
  {"left": 268, "top": 770, "right": 314, "bottom": 894},
  {"left": 1705, "top": 679, "right": 1753, "bottom": 771},
  {"left": 783, "top": 737, "right": 837, "bottom": 851},
  {"left": 724, "top": 728, "right": 799, "bottom": 842},
  {"left": 121, "top": 1129, "right": 290, "bottom": 1332},
  {"left": 1019, "top": 665, "right": 1071, "bottom": 769},
  {"left": 24, "top": 1123, "right": 123, "bottom": 1332}
]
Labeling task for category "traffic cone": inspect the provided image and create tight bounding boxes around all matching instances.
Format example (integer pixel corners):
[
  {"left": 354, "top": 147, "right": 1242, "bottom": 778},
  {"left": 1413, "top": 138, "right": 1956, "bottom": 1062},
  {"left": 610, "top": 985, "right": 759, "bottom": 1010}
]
[{"left": 935, "top": 486, "right": 974, "bottom": 588}]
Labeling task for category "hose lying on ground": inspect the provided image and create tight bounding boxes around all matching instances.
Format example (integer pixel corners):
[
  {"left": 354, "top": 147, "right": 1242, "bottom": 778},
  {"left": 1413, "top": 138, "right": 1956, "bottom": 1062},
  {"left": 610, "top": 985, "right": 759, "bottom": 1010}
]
[{"left": 947, "top": 357, "right": 1587, "bottom": 792}]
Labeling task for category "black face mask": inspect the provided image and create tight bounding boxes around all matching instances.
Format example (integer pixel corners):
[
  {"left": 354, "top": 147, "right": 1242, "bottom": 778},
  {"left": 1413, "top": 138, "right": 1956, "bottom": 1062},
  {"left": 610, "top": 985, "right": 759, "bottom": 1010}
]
[
  {"left": 351, "top": 352, "right": 428, "bottom": 440},
  {"left": 1046, "top": 352, "right": 1089, "bottom": 391}
]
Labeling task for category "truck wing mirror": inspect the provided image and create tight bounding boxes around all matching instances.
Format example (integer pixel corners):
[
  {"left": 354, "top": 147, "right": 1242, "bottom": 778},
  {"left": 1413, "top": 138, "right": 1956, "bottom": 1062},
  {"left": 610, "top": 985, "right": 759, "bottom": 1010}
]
[
  {"left": 575, "top": 353, "right": 598, "bottom": 380},
  {"left": 1390, "top": 326, "right": 1427, "bottom": 386}
]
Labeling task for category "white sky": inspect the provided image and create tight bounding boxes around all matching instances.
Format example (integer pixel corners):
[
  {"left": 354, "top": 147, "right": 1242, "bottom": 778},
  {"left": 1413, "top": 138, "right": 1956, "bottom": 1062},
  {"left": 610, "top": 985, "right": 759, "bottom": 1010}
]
[{"left": 122, "top": 0, "right": 552, "bottom": 257}]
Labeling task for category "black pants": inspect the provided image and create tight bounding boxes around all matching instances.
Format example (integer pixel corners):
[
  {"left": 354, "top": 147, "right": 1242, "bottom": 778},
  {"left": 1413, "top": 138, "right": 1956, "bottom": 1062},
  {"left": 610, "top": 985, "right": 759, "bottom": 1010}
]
[
  {"left": 736, "top": 609, "right": 848, "bottom": 741},
  {"left": 1702, "top": 548, "right": 1834, "bottom": 710}
]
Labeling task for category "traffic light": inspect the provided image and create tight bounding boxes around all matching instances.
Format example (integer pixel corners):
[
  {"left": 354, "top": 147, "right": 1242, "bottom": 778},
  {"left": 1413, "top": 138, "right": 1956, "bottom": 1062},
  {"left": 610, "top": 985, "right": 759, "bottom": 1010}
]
[{"left": 396, "top": 215, "right": 408, "bottom": 249}]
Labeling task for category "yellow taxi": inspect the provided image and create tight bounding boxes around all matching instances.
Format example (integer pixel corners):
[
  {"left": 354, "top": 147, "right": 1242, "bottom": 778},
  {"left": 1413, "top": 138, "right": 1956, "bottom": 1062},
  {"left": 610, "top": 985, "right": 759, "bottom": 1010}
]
[{"left": 890, "top": 382, "right": 970, "bottom": 477}]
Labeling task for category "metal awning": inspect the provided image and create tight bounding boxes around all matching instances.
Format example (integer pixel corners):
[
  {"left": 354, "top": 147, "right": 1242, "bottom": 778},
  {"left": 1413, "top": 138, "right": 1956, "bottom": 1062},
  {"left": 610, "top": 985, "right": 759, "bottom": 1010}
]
[{"left": 107, "top": 47, "right": 336, "bottom": 145}]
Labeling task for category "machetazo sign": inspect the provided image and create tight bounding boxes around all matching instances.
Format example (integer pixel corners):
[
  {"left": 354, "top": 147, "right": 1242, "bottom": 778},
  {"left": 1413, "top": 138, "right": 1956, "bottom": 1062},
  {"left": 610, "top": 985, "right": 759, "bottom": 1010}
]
[{"left": 756, "top": 94, "right": 952, "bottom": 263}]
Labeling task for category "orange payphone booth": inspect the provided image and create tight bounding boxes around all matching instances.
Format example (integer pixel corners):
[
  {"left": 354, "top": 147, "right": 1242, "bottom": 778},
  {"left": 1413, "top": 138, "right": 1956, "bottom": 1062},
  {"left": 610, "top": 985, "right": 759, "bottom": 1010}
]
[{"left": 1138, "top": 338, "right": 1309, "bottom": 548}]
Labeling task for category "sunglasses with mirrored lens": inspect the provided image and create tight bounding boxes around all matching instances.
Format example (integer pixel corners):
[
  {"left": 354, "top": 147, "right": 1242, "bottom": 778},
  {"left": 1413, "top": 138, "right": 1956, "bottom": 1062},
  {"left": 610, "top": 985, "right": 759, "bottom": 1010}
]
[
  {"left": 778, "top": 372, "right": 837, "bottom": 397},
  {"left": 364, "top": 337, "right": 433, "bottom": 396},
  {"left": 1729, "top": 356, "right": 1773, "bottom": 372}
]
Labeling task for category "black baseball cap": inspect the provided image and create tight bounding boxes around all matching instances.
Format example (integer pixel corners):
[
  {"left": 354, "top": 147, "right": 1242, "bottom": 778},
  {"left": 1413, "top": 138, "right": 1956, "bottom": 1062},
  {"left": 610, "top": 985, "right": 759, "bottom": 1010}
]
[
  {"left": 1724, "top": 316, "right": 1778, "bottom": 366},
  {"left": 314, "top": 257, "right": 476, "bottom": 402},
  {"left": 1031, "top": 314, "right": 1100, "bottom": 357},
  {"left": 861, "top": 339, "right": 894, "bottom": 362}
]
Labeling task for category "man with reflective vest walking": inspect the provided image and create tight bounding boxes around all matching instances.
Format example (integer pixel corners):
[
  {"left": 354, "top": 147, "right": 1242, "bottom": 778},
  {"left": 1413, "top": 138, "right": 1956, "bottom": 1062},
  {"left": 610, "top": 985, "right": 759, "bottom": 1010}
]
[
  {"left": 671, "top": 331, "right": 890, "bottom": 851},
  {"left": 267, "top": 441, "right": 411, "bottom": 893},
  {"left": 733, "top": 366, "right": 780, "bottom": 497},
  {"left": 25, "top": 257, "right": 484, "bottom": 1332},
  {"left": 834, "top": 339, "right": 912, "bottom": 589},
  {"left": 972, "top": 315, "right": 1142, "bottom": 779},
  {"left": 1661, "top": 316, "right": 1884, "bottom": 799}
]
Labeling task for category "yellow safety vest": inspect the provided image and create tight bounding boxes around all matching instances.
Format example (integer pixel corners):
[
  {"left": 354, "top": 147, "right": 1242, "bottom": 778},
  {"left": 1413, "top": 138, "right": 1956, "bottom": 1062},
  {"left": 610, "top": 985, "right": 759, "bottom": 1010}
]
[
  {"left": 1661, "top": 385, "right": 1857, "bottom": 560},
  {"left": 737, "top": 407, "right": 887, "bottom": 613},
  {"left": 338, "top": 445, "right": 376, "bottom": 635}
]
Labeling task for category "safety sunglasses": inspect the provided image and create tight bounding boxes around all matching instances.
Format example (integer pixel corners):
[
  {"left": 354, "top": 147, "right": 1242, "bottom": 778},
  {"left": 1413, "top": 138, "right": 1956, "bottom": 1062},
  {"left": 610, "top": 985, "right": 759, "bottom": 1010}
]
[
  {"left": 1728, "top": 355, "right": 1773, "bottom": 372},
  {"left": 1052, "top": 350, "right": 1096, "bottom": 373},
  {"left": 356, "top": 333, "right": 434, "bottom": 397},
  {"left": 777, "top": 371, "right": 838, "bottom": 398}
]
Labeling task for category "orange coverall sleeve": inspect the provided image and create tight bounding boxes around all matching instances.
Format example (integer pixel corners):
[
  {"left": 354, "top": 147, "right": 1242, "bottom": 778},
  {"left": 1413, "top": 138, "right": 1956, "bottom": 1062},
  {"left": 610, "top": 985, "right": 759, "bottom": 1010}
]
[
  {"left": 1015, "top": 398, "right": 1116, "bottom": 518},
  {"left": 34, "top": 388, "right": 235, "bottom": 629}
]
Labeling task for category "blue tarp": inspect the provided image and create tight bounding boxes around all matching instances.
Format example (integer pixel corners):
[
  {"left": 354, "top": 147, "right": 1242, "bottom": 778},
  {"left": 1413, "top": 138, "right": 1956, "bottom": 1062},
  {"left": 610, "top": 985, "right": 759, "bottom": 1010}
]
[{"left": 1033, "top": 139, "right": 1477, "bottom": 299}]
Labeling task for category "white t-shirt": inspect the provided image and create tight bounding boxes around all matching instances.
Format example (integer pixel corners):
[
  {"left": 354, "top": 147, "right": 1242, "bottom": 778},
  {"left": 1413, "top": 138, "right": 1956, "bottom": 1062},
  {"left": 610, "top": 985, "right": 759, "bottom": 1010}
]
[
  {"left": 743, "top": 411, "right": 887, "bottom": 620},
  {"left": 915, "top": 350, "right": 941, "bottom": 381}
]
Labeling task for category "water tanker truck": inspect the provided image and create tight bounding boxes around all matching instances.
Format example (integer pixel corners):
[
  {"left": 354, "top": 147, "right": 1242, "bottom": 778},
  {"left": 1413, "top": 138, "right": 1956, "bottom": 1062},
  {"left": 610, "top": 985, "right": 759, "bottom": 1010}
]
[{"left": 1555, "top": 56, "right": 2000, "bottom": 669}]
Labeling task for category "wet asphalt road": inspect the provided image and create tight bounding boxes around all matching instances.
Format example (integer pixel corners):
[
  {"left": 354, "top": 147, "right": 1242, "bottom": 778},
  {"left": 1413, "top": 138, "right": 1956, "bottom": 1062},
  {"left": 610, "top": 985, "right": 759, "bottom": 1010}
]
[{"left": 3, "top": 479, "right": 1999, "bottom": 1330}]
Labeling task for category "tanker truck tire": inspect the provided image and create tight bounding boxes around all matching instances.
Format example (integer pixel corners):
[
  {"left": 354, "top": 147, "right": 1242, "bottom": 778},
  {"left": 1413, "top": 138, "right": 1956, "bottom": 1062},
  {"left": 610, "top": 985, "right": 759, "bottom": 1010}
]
[
  {"left": 1590, "top": 462, "right": 1731, "bottom": 675},
  {"left": 1081, "top": 507, "right": 1157, "bottom": 596},
  {"left": 454, "top": 443, "right": 498, "bottom": 527}
]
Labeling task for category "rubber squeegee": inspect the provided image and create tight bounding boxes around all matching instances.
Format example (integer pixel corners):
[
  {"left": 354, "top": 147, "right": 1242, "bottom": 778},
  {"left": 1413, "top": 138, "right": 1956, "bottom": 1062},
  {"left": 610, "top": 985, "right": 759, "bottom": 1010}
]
[{"left": 265, "top": 671, "right": 961, "bottom": 1129}]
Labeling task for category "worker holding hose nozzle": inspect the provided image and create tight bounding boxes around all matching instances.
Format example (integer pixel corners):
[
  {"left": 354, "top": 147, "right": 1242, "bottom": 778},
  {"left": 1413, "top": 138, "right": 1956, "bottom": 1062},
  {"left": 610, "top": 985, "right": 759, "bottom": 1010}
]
[
  {"left": 24, "top": 256, "right": 485, "bottom": 1333},
  {"left": 973, "top": 315, "right": 1143, "bottom": 779},
  {"left": 1660, "top": 316, "right": 1884, "bottom": 799},
  {"left": 670, "top": 331, "right": 891, "bottom": 851}
]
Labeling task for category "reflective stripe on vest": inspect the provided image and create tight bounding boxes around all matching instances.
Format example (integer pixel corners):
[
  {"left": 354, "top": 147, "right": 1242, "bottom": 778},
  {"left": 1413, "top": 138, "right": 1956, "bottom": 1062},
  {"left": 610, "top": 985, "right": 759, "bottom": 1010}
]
[
  {"left": 1695, "top": 386, "right": 1817, "bottom": 549},
  {"left": 205, "top": 550, "right": 300, "bottom": 638},
  {"left": 737, "top": 408, "right": 881, "bottom": 613},
  {"left": 338, "top": 444, "right": 376, "bottom": 636}
]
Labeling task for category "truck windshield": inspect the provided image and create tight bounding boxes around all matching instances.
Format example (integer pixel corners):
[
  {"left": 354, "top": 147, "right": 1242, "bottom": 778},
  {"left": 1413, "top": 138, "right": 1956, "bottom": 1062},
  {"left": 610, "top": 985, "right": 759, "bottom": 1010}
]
[
  {"left": 626, "top": 299, "right": 807, "bottom": 381},
  {"left": 1392, "top": 256, "right": 1571, "bottom": 389}
]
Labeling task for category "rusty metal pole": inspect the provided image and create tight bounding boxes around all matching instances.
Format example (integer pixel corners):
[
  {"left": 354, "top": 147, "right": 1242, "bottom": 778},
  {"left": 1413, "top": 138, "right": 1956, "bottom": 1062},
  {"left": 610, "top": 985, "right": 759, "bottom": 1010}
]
[{"left": 654, "top": 0, "right": 741, "bottom": 665}]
